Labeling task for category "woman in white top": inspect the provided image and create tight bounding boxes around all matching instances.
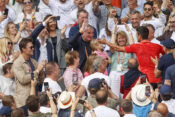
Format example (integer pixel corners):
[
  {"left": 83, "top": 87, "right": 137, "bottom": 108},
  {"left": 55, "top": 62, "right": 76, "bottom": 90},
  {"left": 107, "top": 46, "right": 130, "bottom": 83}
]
[
  {"left": 4, "top": 22, "right": 25, "bottom": 52},
  {"left": 0, "top": 37, "right": 19, "bottom": 75}
]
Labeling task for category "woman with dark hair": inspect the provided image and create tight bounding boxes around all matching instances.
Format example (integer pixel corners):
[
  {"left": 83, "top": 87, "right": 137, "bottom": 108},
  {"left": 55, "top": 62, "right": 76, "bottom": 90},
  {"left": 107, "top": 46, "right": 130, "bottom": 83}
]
[{"left": 44, "top": 15, "right": 69, "bottom": 75}]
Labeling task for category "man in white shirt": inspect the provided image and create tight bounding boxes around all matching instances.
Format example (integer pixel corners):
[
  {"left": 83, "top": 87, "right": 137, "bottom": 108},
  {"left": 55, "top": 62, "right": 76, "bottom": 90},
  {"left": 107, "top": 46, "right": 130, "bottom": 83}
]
[
  {"left": 0, "top": 0, "right": 16, "bottom": 38},
  {"left": 42, "top": 62, "right": 62, "bottom": 94},
  {"left": 77, "top": 56, "right": 110, "bottom": 97},
  {"left": 121, "top": 99, "right": 136, "bottom": 117},
  {"left": 140, "top": 1, "right": 165, "bottom": 38},
  {"left": 0, "top": 63, "right": 16, "bottom": 108},
  {"left": 85, "top": 89, "right": 120, "bottom": 117},
  {"left": 145, "top": 24, "right": 160, "bottom": 45}
]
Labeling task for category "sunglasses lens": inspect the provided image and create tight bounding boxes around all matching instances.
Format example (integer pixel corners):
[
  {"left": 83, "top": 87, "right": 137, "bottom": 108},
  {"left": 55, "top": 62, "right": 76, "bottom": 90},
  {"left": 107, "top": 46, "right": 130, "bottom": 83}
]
[{"left": 8, "top": 42, "right": 12, "bottom": 45}]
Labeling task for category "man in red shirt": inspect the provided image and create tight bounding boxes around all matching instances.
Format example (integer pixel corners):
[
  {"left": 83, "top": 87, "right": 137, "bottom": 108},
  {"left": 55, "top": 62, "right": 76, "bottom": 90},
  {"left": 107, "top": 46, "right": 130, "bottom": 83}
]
[{"left": 100, "top": 26, "right": 165, "bottom": 89}]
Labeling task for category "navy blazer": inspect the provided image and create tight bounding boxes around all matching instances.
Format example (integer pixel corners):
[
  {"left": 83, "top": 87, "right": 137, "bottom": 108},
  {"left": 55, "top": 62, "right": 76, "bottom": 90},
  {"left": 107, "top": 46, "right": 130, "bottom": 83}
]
[
  {"left": 69, "top": 32, "right": 91, "bottom": 72},
  {"left": 30, "top": 23, "right": 53, "bottom": 62}
]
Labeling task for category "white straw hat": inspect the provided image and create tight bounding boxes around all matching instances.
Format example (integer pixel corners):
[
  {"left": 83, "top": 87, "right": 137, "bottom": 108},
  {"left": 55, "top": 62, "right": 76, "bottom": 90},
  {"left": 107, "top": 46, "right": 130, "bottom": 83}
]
[
  {"left": 58, "top": 91, "right": 74, "bottom": 109},
  {"left": 131, "top": 84, "right": 151, "bottom": 106}
]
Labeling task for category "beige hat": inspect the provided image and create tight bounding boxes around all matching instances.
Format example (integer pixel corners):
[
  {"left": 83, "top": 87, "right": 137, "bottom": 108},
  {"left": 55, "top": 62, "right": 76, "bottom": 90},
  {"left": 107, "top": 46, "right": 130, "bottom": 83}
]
[
  {"left": 58, "top": 91, "right": 74, "bottom": 109},
  {"left": 131, "top": 84, "right": 151, "bottom": 106}
]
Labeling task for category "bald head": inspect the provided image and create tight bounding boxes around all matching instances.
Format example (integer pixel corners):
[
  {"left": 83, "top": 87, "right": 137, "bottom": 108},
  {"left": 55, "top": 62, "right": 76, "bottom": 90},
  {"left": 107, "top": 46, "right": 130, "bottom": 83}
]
[
  {"left": 96, "top": 89, "right": 108, "bottom": 105},
  {"left": 157, "top": 103, "right": 168, "bottom": 117},
  {"left": 128, "top": 58, "right": 139, "bottom": 70},
  {"left": 148, "top": 111, "right": 162, "bottom": 117}
]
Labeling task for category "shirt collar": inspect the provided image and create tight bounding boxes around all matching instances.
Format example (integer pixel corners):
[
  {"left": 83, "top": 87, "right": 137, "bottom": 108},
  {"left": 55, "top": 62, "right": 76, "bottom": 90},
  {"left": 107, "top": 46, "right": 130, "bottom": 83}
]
[{"left": 37, "top": 37, "right": 47, "bottom": 46}]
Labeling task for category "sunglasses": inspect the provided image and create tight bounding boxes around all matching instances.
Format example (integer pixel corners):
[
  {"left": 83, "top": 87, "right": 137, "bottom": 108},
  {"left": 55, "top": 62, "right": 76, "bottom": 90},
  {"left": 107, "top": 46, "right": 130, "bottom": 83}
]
[
  {"left": 29, "top": 46, "right": 34, "bottom": 49},
  {"left": 144, "top": 8, "right": 152, "bottom": 11},
  {"left": 24, "top": 1, "right": 31, "bottom": 5},
  {"left": 8, "top": 42, "right": 13, "bottom": 45},
  {"left": 169, "top": 21, "right": 175, "bottom": 24}
]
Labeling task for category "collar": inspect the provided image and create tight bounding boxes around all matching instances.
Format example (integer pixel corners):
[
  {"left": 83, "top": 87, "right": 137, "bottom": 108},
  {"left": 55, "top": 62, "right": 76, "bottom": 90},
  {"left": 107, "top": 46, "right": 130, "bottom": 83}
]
[
  {"left": 37, "top": 37, "right": 47, "bottom": 46},
  {"left": 140, "top": 40, "right": 151, "bottom": 43}
]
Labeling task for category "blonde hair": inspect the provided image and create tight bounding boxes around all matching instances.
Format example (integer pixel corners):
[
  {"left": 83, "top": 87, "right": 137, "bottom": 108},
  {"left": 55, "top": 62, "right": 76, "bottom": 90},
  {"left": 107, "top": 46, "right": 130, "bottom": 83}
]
[
  {"left": 0, "top": 37, "right": 14, "bottom": 63},
  {"left": 90, "top": 39, "right": 101, "bottom": 51},
  {"left": 116, "top": 31, "right": 129, "bottom": 46},
  {"left": 84, "top": 54, "right": 97, "bottom": 74},
  {"left": 4, "top": 22, "right": 15, "bottom": 38},
  {"left": 65, "top": 51, "right": 79, "bottom": 66}
]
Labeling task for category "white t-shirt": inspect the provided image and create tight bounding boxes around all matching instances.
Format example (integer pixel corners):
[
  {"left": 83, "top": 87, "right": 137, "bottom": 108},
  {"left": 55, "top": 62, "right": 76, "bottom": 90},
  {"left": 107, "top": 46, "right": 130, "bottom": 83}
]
[
  {"left": 15, "top": 12, "right": 43, "bottom": 24},
  {"left": 40, "top": 106, "right": 52, "bottom": 114},
  {"left": 99, "top": 28, "right": 111, "bottom": 51},
  {"left": 162, "top": 99, "right": 175, "bottom": 115},
  {"left": 85, "top": 105, "right": 120, "bottom": 117},
  {"left": 124, "top": 114, "right": 137, "bottom": 117},
  {"left": 42, "top": 78, "right": 62, "bottom": 94},
  {"left": 140, "top": 17, "right": 165, "bottom": 38},
  {"left": 81, "top": 72, "right": 110, "bottom": 96},
  {"left": 151, "top": 38, "right": 160, "bottom": 45}
]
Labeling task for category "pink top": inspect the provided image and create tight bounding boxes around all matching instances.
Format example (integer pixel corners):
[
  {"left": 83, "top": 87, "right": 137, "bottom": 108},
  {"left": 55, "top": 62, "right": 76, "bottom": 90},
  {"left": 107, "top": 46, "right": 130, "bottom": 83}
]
[
  {"left": 63, "top": 67, "right": 83, "bottom": 90},
  {"left": 94, "top": 51, "right": 108, "bottom": 60}
]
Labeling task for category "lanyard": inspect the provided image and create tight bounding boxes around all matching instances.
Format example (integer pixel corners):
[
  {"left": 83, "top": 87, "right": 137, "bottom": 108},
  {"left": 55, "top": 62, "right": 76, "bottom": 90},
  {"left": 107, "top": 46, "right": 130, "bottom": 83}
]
[{"left": 117, "top": 52, "right": 125, "bottom": 64}]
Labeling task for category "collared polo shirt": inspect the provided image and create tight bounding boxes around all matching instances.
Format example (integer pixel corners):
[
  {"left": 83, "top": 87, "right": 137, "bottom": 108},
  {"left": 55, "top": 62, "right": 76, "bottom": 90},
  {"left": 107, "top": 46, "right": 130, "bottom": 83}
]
[{"left": 125, "top": 40, "right": 165, "bottom": 83}]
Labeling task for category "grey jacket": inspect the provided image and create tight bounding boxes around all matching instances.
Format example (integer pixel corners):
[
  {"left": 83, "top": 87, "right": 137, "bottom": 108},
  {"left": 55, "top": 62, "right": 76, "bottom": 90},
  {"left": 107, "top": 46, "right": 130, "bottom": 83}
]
[{"left": 48, "top": 29, "right": 69, "bottom": 69}]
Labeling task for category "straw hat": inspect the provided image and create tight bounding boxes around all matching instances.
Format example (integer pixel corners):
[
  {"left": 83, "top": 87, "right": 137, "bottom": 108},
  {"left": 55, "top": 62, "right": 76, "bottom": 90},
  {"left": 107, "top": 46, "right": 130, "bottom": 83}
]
[
  {"left": 131, "top": 84, "right": 151, "bottom": 106},
  {"left": 57, "top": 91, "right": 75, "bottom": 109}
]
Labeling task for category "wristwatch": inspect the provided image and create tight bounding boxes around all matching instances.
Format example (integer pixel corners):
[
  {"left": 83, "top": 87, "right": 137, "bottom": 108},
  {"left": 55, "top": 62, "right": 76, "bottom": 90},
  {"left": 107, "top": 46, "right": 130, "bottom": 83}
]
[{"left": 90, "top": 109, "right": 95, "bottom": 113}]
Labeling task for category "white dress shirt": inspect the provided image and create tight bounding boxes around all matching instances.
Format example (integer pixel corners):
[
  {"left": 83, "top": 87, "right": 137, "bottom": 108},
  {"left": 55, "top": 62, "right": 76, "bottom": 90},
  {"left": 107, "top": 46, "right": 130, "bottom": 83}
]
[
  {"left": 171, "top": 32, "right": 175, "bottom": 41},
  {"left": 42, "top": 78, "right": 62, "bottom": 94},
  {"left": 162, "top": 99, "right": 175, "bottom": 115},
  {"left": 85, "top": 105, "right": 120, "bottom": 117},
  {"left": 38, "top": 38, "right": 48, "bottom": 64},
  {"left": 81, "top": 72, "right": 110, "bottom": 96},
  {"left": 151, "top": 38, "right": 160, "bottom": 45},
  {"left": 0, "top": 5, "right": 16, "bottom": 38}
]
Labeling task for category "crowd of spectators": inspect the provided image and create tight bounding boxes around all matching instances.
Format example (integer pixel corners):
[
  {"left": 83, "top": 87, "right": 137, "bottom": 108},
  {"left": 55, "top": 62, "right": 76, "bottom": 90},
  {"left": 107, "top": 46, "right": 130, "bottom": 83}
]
[{"left": 0, "top": 0, "right": 175, "bottom": 117}]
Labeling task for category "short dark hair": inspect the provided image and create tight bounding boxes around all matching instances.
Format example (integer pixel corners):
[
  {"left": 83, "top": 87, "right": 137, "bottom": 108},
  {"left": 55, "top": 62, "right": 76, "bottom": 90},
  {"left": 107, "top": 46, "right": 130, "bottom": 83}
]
[
  {"left": 144, "top": 1, "right": 153, "bottom": 8},
  {"left": 136, "top": 26, "right": 149, "bottom": 40},
  {"left": 96, "top": 89, "right": 108, "bottom": 105},
  {"left": 121, "top": 99, "right": 133, "bottom": 113},
  {"left": 19, "top": 38, "right": 33, "bottom": 52},
  {"left": 77, "top": 9, "right": 88, "bottom": 18},
  {"left": 2, "top": 95, "right": 15, "bottom": 107},
  {"left": 39, "top": 93, "right": 49, "bottom": 106},
  {"left": 130, "top": 10, "right": 141, "bottom": 17},
  {"left": 161, "top": 92, "right": 172, "bottom": 101},
  {"left": 11, "top": 108, "right": 25, "bottom": 117},
  {"left": 26, "top": 95, "right": 40, "bottom": 112},
  {"left": 2, "top": 63, "right": 13, "bottom": 75},
  {"left": 46, "top": 62, "right": 58, "bottom": 75}
]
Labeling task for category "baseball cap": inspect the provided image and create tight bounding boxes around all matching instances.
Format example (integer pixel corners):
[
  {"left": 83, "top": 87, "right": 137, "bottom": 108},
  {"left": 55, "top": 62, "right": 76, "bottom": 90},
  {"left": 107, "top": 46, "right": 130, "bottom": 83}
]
[
  {"left": 160, "top": 84, "right": 172, "bottom": 95},
  {"left": 160, "top": 39, "right": 175, "bottom": 49},
  {"left": 88, "top": 78, "right": 102, "bottom": 89}
]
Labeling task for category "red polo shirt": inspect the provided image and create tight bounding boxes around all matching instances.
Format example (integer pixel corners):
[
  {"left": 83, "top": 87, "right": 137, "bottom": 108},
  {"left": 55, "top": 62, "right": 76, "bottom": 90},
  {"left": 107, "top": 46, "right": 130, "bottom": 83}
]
[{"left": 125, "top": 40, "right": 165, "bottom": 83}]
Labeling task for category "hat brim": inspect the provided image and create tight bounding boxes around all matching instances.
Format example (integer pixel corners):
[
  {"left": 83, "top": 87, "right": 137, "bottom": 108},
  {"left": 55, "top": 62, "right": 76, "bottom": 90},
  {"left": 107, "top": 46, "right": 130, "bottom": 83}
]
[
  {"left": 58, "top": 92, "right": 75, "bottom": 109},
  {"left": 131, "top": 85, "right": 151, "bottom": 106}
]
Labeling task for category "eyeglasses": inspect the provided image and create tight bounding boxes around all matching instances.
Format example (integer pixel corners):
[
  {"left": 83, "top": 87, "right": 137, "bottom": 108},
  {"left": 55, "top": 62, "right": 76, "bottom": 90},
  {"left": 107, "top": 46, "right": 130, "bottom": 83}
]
[
  {"left": 29, "top": 46, "right": 34, "bottom": 49},
  {"left": 23, "top": 1, "right": 31, "bottom": 5},
  {"left": 8, "top": 42, "right": 13, "bottom": 45},
  {"left": 144, "top": 8, "right": 152, "bottom": 11}
]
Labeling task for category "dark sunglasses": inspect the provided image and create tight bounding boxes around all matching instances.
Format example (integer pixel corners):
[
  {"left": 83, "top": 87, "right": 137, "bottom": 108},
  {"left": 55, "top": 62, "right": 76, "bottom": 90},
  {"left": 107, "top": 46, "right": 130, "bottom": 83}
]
[
  {"left": 8, "top": 42, "right": 13, "bottom": 45},
  {"left": 29, "top": 46, "right": 34, "bottom": 49},
  {"left": 144, "top": 8, "right": 152, "bottom": 11},
  {"left": 169, "top": 21, "right": 175, "bottom": 24},
  {"left": 24, "top": 1, "right": 31, "bottom": 5}
]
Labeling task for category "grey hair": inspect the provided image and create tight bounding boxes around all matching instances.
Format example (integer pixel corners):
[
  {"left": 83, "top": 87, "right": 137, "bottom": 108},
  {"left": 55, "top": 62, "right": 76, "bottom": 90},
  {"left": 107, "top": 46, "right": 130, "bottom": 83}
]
[
  {"left": 92, "top": 56, "right": 103, "bottom": 73},
  {"left": 84, "top": 24, "right": 94, "bottom": 32},
  {"left": 148, "top": 111, "right": 162, "bottom": 117},
  {"left": 130, "top": 10, "right": 141, "bottom": 17}
]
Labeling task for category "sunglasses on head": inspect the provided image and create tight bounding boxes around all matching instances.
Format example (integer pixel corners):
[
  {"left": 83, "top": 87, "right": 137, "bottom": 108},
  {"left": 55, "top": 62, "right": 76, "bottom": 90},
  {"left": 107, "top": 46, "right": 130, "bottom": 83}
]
[
  {"left": 24, "top": 1, "right": 31, "bottom": 5},
  {"left": 8, "top": 42, "right": 13, "bottom": 45},
  {"left": 144, "top": 8, "right": 152, "bottom": 11},
  {"left": 29, "top": 46, "right": 34, "bottom": 49}
]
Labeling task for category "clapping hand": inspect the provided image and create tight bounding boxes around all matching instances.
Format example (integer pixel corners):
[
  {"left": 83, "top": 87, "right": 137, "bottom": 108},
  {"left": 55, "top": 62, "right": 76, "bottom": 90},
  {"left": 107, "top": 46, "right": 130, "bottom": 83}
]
[
  {"left": 61, "top": 25, "right": 68, "bottom": 38},
  {"left": 151, "top": 56, "right": 158, "bottom": 66}
]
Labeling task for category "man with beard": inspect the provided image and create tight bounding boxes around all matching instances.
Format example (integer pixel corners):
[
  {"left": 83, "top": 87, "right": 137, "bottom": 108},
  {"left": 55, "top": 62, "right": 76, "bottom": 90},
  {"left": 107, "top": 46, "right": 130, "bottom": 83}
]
[{"left": 140, "top": 1, "right": 165, "bottom": 38}]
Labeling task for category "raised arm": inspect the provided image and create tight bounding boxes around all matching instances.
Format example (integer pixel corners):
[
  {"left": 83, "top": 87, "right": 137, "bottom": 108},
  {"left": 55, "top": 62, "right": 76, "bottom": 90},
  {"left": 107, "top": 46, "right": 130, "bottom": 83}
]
[
  {"left": 42, "top": 0, "right": 49, "bottom": 6},
  {"left": 124, "top": 23, "right": 135, "bottom": 44}
]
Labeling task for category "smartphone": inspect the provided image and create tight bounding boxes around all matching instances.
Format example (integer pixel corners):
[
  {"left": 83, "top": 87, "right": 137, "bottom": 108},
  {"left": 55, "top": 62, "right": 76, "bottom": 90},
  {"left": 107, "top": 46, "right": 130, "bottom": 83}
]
[
  {"left": 4, "top": 8, "right": 8, "bottom": 16},
  {"left": 53, "top": 16, "right": 60, "bottom": 21},
  {"left": 52, "top": 91, "right": 61, "bottom": 99},
  {"left": 44, "top": 82, "right": 49, "bottom": 91},
  {"left": 78, "top": 99, "right": 85, "bottom": 105},
  {"left": 145, "top": 86, "right": 151, "bottom": 96},
  {"left": 140, "top": 74, "right": 147, "bottom": 84},
  {"left": 72, "top": 73, "right": 78, "bottom": 85}
]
